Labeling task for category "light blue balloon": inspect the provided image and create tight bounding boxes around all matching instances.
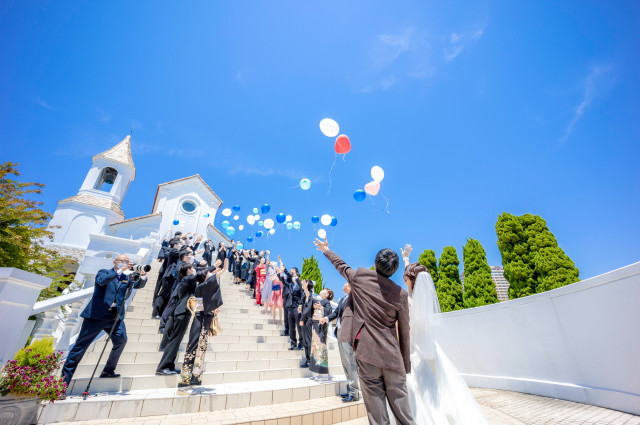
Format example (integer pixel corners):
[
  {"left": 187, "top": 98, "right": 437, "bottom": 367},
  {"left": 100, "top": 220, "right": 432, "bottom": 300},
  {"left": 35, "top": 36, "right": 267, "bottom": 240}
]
[
  {"left": 300, "top": 178, "right": 311, "bottom": 190},
  {"left": 222, "top": 220, "right": 230, "bottom": 229},
  {"left": 236, "top": 243, "right": 244, "bottom": 250},
  {"left": 252, "top": 207, "right": 259, "bottom": 214},
  {"left": 286, "top": 222, "right": 293, "bottom": 230},
  {"left": 226, "top": 226, "right": 235, "bottom": 237},
  {"left": 293, "top": 221, "right": 301, "bottom": 230},
  {"left": 258, "top": 221, "right": 264, "bottom": 227}
]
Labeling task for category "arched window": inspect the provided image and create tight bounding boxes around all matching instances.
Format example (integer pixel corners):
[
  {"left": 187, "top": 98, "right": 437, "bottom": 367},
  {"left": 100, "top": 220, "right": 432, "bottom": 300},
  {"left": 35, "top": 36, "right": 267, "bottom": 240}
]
[{"left": 95, "top": 167, "right": 118, "bottom": 192}]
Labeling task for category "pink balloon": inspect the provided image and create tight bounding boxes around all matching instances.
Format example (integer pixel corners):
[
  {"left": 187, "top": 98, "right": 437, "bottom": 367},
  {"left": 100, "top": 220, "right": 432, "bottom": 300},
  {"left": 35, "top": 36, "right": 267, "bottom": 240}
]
[{"left": 364, "top": 180, "right": 380, "bottom": 196}]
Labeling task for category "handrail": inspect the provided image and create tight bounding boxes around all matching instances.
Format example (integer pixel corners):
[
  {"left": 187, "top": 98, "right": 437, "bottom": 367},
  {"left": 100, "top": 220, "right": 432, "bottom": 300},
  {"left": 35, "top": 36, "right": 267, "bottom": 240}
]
[{"left": 31, "top": 287, "right": 94, "bottom": 315}]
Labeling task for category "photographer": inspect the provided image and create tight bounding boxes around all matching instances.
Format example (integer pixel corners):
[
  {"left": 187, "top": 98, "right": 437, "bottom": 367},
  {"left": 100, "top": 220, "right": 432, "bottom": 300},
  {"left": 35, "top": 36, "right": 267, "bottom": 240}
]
[{"left": 61, "top": 254, "right": 147, "bottom": 386}]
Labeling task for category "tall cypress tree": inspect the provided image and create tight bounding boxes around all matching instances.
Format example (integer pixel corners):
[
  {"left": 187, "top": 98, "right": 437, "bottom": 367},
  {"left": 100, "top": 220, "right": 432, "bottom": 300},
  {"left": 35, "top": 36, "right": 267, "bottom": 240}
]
[
  {"left": 418, "top": 249, "right": 438, "bottom": 283},
  {"left": 496, "top": 213, "right": 579, "bottom": 299},
  {"left": 437, "top": 246, "right": 463, "bottom": 311},
  {"left": 462, "top": 238, "right": 499, "bottom": 308},
  {"left": 301, "top": 255, "right": 324, "bottom": 294}
]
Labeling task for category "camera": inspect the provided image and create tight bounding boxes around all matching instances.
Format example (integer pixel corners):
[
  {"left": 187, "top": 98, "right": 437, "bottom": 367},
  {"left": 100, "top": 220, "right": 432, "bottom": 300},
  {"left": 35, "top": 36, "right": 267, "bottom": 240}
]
[{"left": 130, "top": 263, "right": 151, "bottom": 281}]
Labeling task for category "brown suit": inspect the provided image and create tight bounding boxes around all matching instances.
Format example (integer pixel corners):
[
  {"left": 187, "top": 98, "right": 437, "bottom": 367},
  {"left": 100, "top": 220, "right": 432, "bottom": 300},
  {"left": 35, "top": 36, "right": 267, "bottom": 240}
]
[{"left": 324, "top": 250, "right": 415, "bottom": 425}]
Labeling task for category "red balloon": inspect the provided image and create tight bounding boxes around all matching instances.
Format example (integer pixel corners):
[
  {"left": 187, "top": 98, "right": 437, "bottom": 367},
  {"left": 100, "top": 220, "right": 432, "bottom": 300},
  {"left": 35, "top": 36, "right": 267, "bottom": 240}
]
[{"left": 335, "top": 134, "right": 351, "bottom": 154}]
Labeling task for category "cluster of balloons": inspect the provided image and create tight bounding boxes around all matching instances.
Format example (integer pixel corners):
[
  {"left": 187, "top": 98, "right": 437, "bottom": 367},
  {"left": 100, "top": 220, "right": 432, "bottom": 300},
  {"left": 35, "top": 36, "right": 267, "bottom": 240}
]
[{"left": 354, "top": 165, "right": 385, "bottom": 201}]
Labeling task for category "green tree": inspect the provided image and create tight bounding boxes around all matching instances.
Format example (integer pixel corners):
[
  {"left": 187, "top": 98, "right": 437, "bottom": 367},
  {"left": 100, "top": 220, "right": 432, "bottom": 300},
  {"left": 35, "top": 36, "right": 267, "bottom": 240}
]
[
  {"left": 0, "top": 162, "right": 73, "bottom": 300},
  {"left": 496, "top": 212, "right": 579, "bottom": 299},
  {"left": 436, "top": 246, "right": 463, "bottom": 311},
  {"left": 301, "top": 255, "right": 324, "bottom": 294},
  {"left": 417, "top": 249, "right": 438, "bottom": 283},
  {"left": 462, "top": 238, "right": 499, "bottom": 308}
]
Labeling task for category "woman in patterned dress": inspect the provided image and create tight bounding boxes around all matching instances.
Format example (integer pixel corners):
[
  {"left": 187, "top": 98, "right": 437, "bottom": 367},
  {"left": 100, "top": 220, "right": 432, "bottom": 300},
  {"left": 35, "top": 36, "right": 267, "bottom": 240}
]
[
  {"left": 177, "top": 259, "right": 225, "bottom": 395},
  {"left": 309, "top": 288, "right": 333, "bottom": 378}
]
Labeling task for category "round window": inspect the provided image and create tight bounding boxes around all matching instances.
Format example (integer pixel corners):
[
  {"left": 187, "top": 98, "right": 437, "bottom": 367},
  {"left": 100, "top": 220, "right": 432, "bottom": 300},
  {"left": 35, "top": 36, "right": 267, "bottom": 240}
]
[{"left": 181, "top": 200, "right": 197, "bottom": 213}]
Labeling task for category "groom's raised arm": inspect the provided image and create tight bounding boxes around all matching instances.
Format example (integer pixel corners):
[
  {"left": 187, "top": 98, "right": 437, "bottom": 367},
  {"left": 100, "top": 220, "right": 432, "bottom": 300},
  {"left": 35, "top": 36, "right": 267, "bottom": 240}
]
[
  {"left": 323, "top": 250, "right": 358, "bottom": 283},
  {"left": 397, "top": 290, "right": 411, "bottom": 374}
]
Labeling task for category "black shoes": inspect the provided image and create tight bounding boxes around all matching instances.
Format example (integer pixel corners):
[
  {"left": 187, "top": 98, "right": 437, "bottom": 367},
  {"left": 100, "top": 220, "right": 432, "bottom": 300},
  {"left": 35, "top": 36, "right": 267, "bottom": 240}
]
[
  {"left": 281, "top": 331, "right": 289, "bottom": 336},
  {"left": 300, "top": 361, "right": 309, "bottom": 368},
  {"left": 296, "top": 344, "right": 303, "bottom": 351},
  {"left": 155, "top": 369, "right": 178, "bottom": 376},
  {"left": 342, "top": 394, "right": 359, "bottom": 403},
  {"left": 99, "top": 371, "right": 121, "bottom": 379}
]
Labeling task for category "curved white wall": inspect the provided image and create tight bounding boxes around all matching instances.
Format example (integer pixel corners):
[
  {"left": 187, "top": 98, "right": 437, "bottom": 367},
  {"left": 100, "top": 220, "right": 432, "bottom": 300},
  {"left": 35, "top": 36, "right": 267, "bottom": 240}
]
[{"left": 436, "top": 262, "right": 640, "bottom": 415}]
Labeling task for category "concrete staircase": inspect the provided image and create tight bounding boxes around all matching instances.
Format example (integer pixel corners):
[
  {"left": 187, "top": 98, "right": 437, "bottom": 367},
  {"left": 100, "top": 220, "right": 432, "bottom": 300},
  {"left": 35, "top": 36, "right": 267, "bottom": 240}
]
[{"left": 38, "top": 261, "right": 366, "bottom": 424}]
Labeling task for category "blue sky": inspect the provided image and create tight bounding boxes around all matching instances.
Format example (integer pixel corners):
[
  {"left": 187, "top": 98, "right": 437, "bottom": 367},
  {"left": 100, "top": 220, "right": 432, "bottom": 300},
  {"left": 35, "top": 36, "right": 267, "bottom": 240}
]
[{"left": 2, "top": 1, "right": 639, "bottom": 295}]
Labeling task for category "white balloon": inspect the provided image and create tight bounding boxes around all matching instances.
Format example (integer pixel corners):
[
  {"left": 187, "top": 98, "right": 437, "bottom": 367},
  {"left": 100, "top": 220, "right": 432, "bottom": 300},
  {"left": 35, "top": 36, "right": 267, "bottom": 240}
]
[
  {"left": 371, "top": 166, "right": 384, "bottom": 182},
  {"left": 247, "top": 215, "right": 255, "bottom": 225},
  {"left": 319, "top": 118, "right": 340, "bottom": 137},
  {"left": 264, "top": 219, "right": 275, "bottom": 230},
  {"left": 222, "top": 208, "right": 232, "bottom": 217},
  {"left": 286, "top": 215, "right": 293, "bottom": 222},
  {"left": 269, "top": 228, "right": 276, "bottom": 235},
  {"left": 254, "top": 214, "right": 260, "bottom": 220},
  {"left": 239, "top": 225, "right": 244, "bottom": 231},
  {"left": 233, "top": 215, "right": 239, "bottom": 220},
  {"left": 318, "top": 229, "right": 327, "bottom": 239},
  {"left": 320, "top": 214, "right": 332, "bottom": 226}
]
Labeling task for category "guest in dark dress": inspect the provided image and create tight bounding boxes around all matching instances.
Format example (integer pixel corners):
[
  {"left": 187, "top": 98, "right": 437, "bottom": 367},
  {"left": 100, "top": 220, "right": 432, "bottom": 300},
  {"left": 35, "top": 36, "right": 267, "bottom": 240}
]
[
  {"left": 310, "top": 289, "right": 334, "bottom": 377},
  {"left": 299, "top": 280, "right": 315, "bottom": 368},
  {"left": 178, "top": 259, "right": 226, "bottom": 395}
]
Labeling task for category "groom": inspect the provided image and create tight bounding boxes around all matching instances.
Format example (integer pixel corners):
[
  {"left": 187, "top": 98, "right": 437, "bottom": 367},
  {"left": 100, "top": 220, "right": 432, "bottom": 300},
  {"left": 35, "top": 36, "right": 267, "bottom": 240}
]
[{"left": 314, "top": 238, "right": 415, "bottom": 425}]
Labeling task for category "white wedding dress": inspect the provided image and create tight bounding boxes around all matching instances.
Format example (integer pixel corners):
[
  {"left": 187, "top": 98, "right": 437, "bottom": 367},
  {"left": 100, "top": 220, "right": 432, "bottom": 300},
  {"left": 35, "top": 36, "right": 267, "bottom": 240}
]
[{"left": 389, "top": 272, "right": 489, "bottom": 425}]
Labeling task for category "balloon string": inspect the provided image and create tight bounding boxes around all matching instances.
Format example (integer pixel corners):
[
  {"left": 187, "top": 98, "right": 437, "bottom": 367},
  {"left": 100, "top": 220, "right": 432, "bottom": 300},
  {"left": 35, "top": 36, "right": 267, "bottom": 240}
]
[
  {"left": 342, "top": 154, "right": 347, "bottom": 162},
  {"left": 327, "top": 153, "right": 337, "bottom": 194},
  {"left": 380, "top": 190, "right": 391, "bottom": 214},
  {"left": 290, "top": 183, "right": 300, "bottom": 189}
]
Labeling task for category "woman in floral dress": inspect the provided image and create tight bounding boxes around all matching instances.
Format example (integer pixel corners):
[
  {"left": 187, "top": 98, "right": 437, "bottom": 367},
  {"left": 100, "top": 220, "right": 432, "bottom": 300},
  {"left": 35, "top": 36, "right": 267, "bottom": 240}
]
[
  {"left": 255, "top": 257, "right": 266, "bottom": 306},
  {"left": 177, "top": 260, "right": 225, "bottom": 395},
  {"left": 310, "top": 288, "right": 333, "bottom": 377}
]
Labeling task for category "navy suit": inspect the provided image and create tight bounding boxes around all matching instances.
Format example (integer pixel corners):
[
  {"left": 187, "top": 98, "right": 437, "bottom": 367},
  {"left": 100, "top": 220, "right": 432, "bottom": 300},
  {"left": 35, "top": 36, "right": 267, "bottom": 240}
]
[{"left": 62, "top": 268, "right": 146, "bottom": 386}]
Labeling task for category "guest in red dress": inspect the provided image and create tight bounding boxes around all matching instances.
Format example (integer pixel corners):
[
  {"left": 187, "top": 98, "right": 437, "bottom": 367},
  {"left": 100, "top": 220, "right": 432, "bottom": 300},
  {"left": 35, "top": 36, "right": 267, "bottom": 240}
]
[{"left": 255, "top": 258, "right": 266, "bottom": 306}]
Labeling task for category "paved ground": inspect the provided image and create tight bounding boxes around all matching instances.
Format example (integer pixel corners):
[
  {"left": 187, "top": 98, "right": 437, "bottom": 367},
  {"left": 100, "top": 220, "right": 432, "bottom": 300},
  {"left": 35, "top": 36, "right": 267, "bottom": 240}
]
[{"left": 51, "top": 388, "right": 639, "bottom": 425}]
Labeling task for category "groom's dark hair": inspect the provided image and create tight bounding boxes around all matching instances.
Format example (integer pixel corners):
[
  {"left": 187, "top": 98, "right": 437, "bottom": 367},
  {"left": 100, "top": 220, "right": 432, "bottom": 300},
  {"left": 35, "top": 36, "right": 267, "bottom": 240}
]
[{"left": 374, "top": 248, "right": 399, "bottom": 278}]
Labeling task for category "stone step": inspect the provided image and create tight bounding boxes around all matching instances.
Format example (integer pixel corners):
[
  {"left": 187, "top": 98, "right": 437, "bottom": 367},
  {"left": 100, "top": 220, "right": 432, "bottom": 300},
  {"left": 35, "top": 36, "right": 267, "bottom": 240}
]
[
  {"left": 73, "top": 357, "right": 311, "bottom": 377},
  {"left": 39, "top": 378, "right": 354, "bottom": 423},
  {"left": 119, "top": 332, "right": 291, "bottom": 345},
  {"left": 66, "top": 365, "right": 346, "bottom": 394},
  {"left": 86, "top": 340, "right": 337, "bottom": 354},
  {"left": 78, "top": 347, "right": 314, "bottom": 365},
  {"left": 43, "top": 396, "right": 367, "bottom": 425},
  {"left": 125, "top": 311, "right": 283, "bottom": 321},
  {"left": 125, "top": 324, "right": 284, "bottom": 336}
]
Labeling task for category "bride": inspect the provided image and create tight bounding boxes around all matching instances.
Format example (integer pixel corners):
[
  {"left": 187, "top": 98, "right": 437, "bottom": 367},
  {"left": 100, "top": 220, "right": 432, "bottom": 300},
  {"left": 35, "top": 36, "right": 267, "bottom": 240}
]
[{"left": 389, "top": 245, "right": 489, "bottom": 424}]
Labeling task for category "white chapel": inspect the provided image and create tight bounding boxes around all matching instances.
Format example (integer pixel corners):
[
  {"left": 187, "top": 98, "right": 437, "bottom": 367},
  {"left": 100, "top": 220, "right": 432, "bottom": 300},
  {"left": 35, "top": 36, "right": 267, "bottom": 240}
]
[{"left": 47, "top": 135, "right": 230, "bottom": 284}]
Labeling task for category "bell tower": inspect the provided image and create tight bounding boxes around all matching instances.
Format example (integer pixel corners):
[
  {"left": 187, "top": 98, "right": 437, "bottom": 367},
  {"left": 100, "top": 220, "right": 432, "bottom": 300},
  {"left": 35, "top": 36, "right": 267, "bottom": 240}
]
[{"left": 48, "top": 135, "right": 136, "bottom": 249}]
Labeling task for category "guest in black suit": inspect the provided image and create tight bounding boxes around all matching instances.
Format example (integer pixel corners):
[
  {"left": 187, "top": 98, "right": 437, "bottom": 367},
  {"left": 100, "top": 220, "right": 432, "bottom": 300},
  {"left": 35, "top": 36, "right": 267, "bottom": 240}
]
[
  {"left": 298, "top": 279, "right": 315, "bottom": 368},
  {"left": 226, "top": 240, "right": 236, "bottom": 272},
  {"left": 156, "top": 265, "right": 207, "bottom": 375},
  {"left": 215, "top": 242, "right": 227, "bottom": 266},
  {"left": 202, "top": 238, "right": 214, "bottom": 267},
  {"left": 278, "top": 256, "right": 303, "bottom": 349},
  {"left": 153, "top": 237, "right": 181, "bottom": 310},
  {"left": 320, "top": 282, "right": 360, "bottom": 401},
  {"left": 61, "top": 254, "right": 147, "bottom": 386}
]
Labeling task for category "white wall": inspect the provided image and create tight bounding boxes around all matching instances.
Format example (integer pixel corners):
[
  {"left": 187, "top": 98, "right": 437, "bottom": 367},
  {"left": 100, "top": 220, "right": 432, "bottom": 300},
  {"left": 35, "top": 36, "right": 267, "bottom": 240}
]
[{"left": 436, "top": 262, "right": 640, "bottom": 415}]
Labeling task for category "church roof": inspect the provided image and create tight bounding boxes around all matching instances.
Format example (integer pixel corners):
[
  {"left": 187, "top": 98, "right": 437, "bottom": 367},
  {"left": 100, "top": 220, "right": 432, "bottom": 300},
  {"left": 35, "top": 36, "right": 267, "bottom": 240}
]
[
  {"left": 110, "top": 212, "right": 162, "bottom": 227},
  {"left": 151, "top": 174, "right": 223, "bottom": 213},
  {"left": 59, "top": 193, "right": 125, "bottom": 217},
  {"left": 92, "top": 135, "right": 136, "bottom": 179}
]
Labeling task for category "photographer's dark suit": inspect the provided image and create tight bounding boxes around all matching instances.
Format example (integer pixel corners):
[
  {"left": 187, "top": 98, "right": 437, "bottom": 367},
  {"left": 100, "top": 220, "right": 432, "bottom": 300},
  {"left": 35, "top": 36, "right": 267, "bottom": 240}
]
[{"left": 61, "top": 268, "right": 146, "bottom": 386}]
